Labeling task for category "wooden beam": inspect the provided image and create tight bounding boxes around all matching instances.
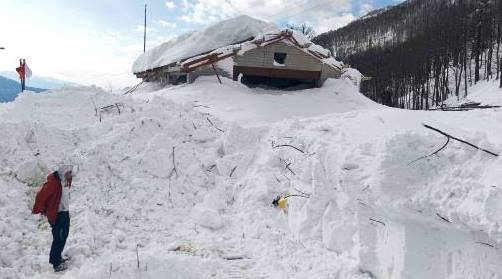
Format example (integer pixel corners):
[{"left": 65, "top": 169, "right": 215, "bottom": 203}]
[
  {"left": 182, "top": 53, "right": 218, "bottom": 69},
  {"left": 262, "top": 37, "right": 285, "bottom": 47},
  {"left": 183, "top": 52, "right": 235, "bottom": 73}
]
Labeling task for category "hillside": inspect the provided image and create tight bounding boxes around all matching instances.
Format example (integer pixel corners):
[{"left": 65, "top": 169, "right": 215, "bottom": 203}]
[
  {"left": 314, "top": 0, "right": 502, "bottom": 109},
  {"left": 1, "top": 76, "right": 502, "bottom": 278},
  {"left": 314, "top": 0, "right": 425, "bottom": 57},
  {"left": 0, "top": 75, "right": 47, "bottom": 103}
]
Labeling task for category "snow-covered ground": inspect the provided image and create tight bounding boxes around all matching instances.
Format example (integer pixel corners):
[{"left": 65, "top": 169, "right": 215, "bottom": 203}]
[
  {"left": 1, "top": 78, "right": 502, "bottom": 279},
  {"left": 131, "top": 77, "right": 377, "bottom": 126}
]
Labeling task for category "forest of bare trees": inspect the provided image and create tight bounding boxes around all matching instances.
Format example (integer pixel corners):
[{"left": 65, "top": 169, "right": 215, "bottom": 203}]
[{"left": 314, "top": 0, "right": 502, "bottom": 109}]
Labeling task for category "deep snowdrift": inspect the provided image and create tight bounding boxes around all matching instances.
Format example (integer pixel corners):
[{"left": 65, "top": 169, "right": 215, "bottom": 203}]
[
  {"left": 1, "top": 79, "right": 502, "bottom": 279},
  {"left": 131, "top": 77, "right": 379, "bottom": 126}
]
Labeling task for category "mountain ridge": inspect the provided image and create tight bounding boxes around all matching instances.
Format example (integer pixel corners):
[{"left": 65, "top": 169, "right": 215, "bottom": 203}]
[
  {"left": 0, "top": 75, "right": 47, "bottom": 103},
  {"left": 0, "top": 71, "right": 77, "bottom": 89},
  {"left": 313, "top": 0, "right": 502, "bottom": 109}
]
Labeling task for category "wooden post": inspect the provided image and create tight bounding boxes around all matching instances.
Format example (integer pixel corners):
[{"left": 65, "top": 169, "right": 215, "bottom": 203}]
[
  {"left": 211, "top": 64, "right": 222, "bottom": 84},
  {"left": 22, "top": 59, "right": 26, "bottom": 91},
  {"left": 232, "top": 66, "right": 240, "bottom": 81},
  {"left": 143, "top": 4, "right": 147, "bottom": 53}
]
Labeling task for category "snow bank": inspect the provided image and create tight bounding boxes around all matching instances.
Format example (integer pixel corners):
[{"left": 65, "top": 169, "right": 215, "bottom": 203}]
[
  {"left": 2, "top": 76, "right": 502, "bottom": 278},
  {"left": 132, "top": 15, "right": 276, "bottom": 73},
  {"left": 133, "top": 76, "right": 378, "bottom": 126},
  {"left": 341, "top": 68, "right": 363, "bottom": 87},
  {"left": 0, "top": 84, "right": 368, "bottom": 278}
]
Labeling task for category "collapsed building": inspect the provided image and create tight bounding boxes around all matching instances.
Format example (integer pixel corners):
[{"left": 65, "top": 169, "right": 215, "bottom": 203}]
[{"left": 132, "top": 15, "right": 347, "bottom": 89}]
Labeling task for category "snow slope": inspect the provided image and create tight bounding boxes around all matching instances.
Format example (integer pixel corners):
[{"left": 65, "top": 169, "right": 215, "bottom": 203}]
[
  {"left": 1, "top": 78, "right": 502, "bottom": 279},
  {"left": 444, "top": 80, "right": 502, "bottom": 107},
  {"left": 131, "top": 77, "right": 378, "bottom": 126}
]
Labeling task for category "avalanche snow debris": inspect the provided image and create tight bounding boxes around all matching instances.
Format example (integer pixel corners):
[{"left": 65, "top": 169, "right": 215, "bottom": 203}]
[{"left": 1, "top": 78, "right": 502, "bottom": 278}]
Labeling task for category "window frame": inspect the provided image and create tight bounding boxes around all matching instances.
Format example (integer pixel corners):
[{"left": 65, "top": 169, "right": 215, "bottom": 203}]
[{"left": 273, "top": 52, "right": 287, "bottom": 66}]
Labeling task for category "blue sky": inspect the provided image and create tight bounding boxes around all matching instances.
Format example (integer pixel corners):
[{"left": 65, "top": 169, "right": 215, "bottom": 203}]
[{"left": 0, "top": 0, "right": 403, "bottom": 88}]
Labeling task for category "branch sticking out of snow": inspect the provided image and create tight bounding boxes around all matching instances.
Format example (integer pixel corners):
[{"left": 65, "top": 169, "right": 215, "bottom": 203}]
[
  {"left": 272, "top": 142, "right": 305, "bottom": 153},
  {"left": 429, "top": 124, "right": 497, "bottom": 156},
  {"left": 168, "top": 146, "right": 178, "bottom": 179},
  {"left": 206, "top": 117, "right": 224, "bottom": 133},
  {"left": 411, "top": 124, "right": 499, "bottom": 165}
]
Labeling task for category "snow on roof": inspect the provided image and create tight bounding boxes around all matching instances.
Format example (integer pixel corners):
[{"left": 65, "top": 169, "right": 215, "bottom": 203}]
[
  {"left": 132, "top": 15, "right": 277, "bottom": 73},
  {"left": 181, "top": 29, "right": 344, "bottom": 71}
]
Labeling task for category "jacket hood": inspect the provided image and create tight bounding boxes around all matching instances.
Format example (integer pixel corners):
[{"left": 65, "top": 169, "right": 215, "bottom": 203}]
[{"left": 46, "top": 172, "right": 60, "bottom": 184}]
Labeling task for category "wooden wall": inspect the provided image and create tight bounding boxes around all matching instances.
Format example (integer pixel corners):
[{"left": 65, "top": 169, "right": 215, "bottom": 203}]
[{"left": 235, "top": 42, "right": 322, "bottom": 72}]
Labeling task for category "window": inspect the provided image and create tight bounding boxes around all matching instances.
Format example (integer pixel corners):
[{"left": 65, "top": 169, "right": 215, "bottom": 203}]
[{"left": 273, "top": 52, "right": 287, "bottom": 66}]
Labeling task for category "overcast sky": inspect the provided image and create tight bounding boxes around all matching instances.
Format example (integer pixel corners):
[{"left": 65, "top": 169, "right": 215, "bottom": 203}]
[{"left": 0, "top": 0, "right": 403, "bottom": 89}]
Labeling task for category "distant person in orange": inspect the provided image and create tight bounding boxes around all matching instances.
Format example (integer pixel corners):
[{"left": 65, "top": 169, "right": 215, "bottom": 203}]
[{"left": 32, "top": 166, "right": 73, "bottom": 272}]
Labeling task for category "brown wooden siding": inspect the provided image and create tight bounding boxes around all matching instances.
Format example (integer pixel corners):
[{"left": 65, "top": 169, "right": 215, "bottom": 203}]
[
  {"left": 235, "top": 42, "right": 322, "bottom": 72},
  {"left": 320, "top": 63, "right": 342, "bottom": 82}
]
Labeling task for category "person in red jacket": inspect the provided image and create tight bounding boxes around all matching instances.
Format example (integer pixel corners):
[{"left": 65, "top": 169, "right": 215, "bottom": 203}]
[{"left": 32, "top": 167, "right": 73, "bottom": 272}]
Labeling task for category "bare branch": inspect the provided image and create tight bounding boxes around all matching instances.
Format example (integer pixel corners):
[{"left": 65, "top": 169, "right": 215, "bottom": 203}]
[
  {"left": 224, "top": 256, "right": 245, "bottom": 260},
  {"left": 229, "top": 166, "right": 237, "bottom": 177},
  {"left": 285, "top": 162, "right": 296, "bottom": 175},
  {"left": 369, "top": 218, "right": 386, "bottom": 226},
  {"left": 168, "top": 147, "right": 178, "bottom": 179},
  {"left": 476, "top": 242, "right": 498, "bottom": 249},
  {"left": 436, "top": 213, "right": 451, "bottom": 223},
  {"left": 206, "top": 117, "right": 224, "bottom": 133},
  {"left": 136, "top": 244, "right": 140, "bottom": 269},
  {"left": 272, "top": 143, "right": 305, "bottom": 154},
  {"left": 409, "top": 136, "right": 450, "bottom": 165},
  {"left": 91, "top": 98, "right": 98, "bottom": 116},
  {"left": 423, "top": 124, "right": 499, "bottom": 157},
  {"left": 273, "top": 174, "right": 281, "bottom": 183},
  {"left": 284, "top": 194, "right": 310, "bottom": 199},
  {"left": 123, "top": 80, "right": 144, "bottom": 95},
  {"left": 293, "top": 187, "right": 310, "bottom": 197}
]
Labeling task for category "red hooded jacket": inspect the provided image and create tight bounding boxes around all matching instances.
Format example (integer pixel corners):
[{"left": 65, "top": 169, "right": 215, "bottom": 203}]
[{"left": 32, "top": 172, "right": 62, "bottom": 226}]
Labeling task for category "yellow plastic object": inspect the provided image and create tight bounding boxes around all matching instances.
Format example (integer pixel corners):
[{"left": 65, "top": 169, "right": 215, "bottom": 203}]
[{"left": 278, "top": 197, "right": 287, "bottom": 210}]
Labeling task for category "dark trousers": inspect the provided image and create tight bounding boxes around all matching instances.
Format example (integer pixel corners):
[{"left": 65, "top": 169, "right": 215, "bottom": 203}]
[{"left": 49, "top": 211, "right": 70, "bottom": 267}]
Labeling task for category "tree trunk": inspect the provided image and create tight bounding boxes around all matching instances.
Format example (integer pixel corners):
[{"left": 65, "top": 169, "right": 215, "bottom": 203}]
[
  {"left": 475, "top": 26, "right": 481, "bottom": 83},
  {"left": 497, "top": 24, "right": 500, "bottom": 80}
]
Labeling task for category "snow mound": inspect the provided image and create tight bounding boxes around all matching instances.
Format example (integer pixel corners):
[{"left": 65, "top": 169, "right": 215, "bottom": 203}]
[
  {"left": 342, "top": 68, "right": 364, "bottom": 87},
  {"left": 132, "top": 15, "right": 277, "bottom": 73},
  {"left": 133, "top": 76, "right": 379, "bottom": 126}
]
